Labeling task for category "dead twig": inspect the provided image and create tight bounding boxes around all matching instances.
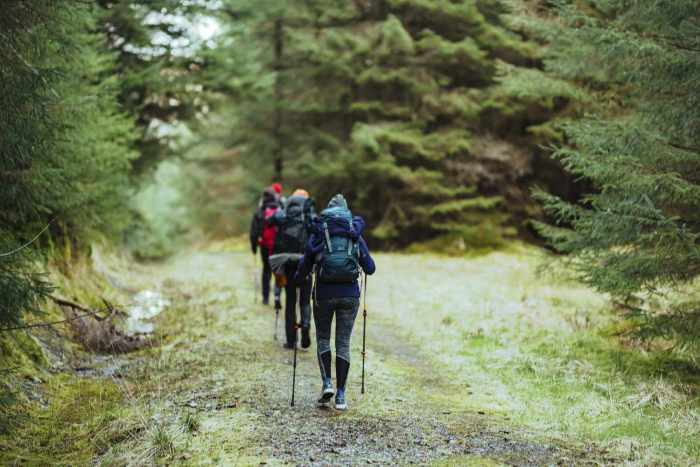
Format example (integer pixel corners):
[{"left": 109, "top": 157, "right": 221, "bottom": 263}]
[
  {"left": 0, "top": 296, "right": 113, "bottom": 332},
  {"left": 0, "top": 218, "right": 55, "bottom": 258},
  {"left": 1, "top": 295, "right": 151, "bottom": 354}
]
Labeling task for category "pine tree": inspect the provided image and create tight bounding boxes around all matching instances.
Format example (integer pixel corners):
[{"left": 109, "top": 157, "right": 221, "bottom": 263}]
[
  {"left": 206, "top": 1, "right": 300, "bottom": 183},
  {"left": 536, "top": 1, "right": 700, "bottom": 338},
  {"left": 97, "top": 0, "right": 214, "bottom": 175},
  {"left": 218, "top": 0, "right": 581, "bottom": 249},
  {"left": 0, "top": 1, "right": 135, "bottom": 326}
]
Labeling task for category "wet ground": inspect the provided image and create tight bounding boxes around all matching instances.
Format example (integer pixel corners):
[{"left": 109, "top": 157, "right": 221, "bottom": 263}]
[{"left": 90, "top": 249, "right": 609, "bottom": 465}]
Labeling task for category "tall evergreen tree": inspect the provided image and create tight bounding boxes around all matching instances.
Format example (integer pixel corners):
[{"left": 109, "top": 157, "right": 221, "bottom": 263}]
[
  {"left": 206, "top": 1, "right": 299, "bottom": 183},
  {"left": 0, "top": 1, "right": 135, "bottom": 326},
  {"left": 536, "top": 1, "right": 700, "bottom": 338},
  {"left": 98, "top": 0, "right": 214, "bottom": 174}
]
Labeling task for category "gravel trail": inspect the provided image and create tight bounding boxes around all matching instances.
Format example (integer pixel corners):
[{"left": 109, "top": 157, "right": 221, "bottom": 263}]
[{"left": 104, "top": 249, "right": 606, "bottom": 465}]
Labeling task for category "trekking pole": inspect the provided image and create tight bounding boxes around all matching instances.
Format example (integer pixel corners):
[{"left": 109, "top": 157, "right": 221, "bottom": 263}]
[
  {"left": 253, "top": 253, "right": 259, "bottom": 305},
  {"left": 361, "top": 273, "right": 368, "bottom": 395},
  {"left": 291, "top": 322, "right": 299, "bottom": 407},
  {"left": 274, "top": 300, "right": 280, "bottom": 341}
]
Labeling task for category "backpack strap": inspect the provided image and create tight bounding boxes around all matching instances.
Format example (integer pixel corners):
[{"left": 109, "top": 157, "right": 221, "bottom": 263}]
[
  {"left": 323, "top": 222, "right": 333, "bottom": 252},
  {"left": 347, "top": 238, "right": 354, "bottom": 255}
]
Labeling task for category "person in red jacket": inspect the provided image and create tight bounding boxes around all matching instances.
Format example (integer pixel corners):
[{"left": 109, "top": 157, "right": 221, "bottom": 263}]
[{"left": 250, "top": 185, "right": 283, "bottom": 306}]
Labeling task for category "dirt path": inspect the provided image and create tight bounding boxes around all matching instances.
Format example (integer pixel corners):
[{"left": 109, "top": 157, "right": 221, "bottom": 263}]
[{"left": 86, "top": 248, "right": 608, "bottom": 466}]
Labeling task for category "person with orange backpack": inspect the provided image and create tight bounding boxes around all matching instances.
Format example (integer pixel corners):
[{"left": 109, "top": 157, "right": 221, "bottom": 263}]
[
  {"left": 269, "top": 189, "right": 317, "bottom": 350},
  {"left": 249, "top": 184, "right": 283, "bottom": 307}
]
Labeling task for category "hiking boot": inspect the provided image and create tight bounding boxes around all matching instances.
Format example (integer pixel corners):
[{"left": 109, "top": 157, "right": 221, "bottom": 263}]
[
  {"left": 282, "top": 342, "right": 294, "bottom": 350},
  {"left": 263, "top": 297, "right": 269, "bottom": 306},
  {"left": 274, "top": 299, "right": 281, "bottom": 310},
  {"left": 301, "top": 327, "right": 311, "bottom": 349},
  {"left": 336, "top": 357, "right": 350, "bottom": 395},
  {"left": 335, "top": 389, "right": 347, "bottom": 411},
  {"left": 317, "top": 378, "right": 334, "bottom": 406},
  {"left": 319, "top": 351, "right": 332, "bottom": 381}
]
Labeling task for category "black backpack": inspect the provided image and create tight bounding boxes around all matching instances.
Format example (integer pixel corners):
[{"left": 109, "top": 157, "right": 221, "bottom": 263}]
[{"left": 274, "top": 196, "right": 314, "bottom": 254}]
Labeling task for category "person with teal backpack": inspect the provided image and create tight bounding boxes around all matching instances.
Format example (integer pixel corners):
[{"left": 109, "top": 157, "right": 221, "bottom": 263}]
[{"left": 294, "top": 194, "right": 376, "bottom": 411}]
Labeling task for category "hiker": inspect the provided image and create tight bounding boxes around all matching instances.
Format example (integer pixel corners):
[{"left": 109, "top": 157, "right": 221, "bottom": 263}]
[
  {"left": 269, "top": 189, "right": 316, "bottom": 350},
  {"left": 249, "top": 184, "right": 283, "bottom": 307},
  {"left": 294, "top": 194, "right": 376, "bottom": 411}
]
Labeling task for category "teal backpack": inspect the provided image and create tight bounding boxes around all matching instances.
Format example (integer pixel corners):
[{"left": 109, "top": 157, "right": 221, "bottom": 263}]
[{"left": 316, "top": 207, "right": 360, "bottom": 284}]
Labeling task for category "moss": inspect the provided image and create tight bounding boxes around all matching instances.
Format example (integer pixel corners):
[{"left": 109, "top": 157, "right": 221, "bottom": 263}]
[
  {"left": 0, "top": 333, "right": 48, "bottom": 378},
  {"left": 0, "top": 374, "right": 124, "bottom": 465}
]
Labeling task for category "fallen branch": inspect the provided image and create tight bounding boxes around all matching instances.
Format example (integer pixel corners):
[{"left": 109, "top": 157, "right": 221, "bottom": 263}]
[
  {"left": 1, "top": 295, "right": 152, "bottom": 354},
  {"left": 49, "top": 295, "right": 115, "bottom": 321},
  {"left": 56, "top": 297, "right": 153, "bottom": 354},
  {"left": 0, "top": 295, "right": 114, "bottom": 332},
  {"left": 0, "top": 311, "right": 101, "bottom": 332}
]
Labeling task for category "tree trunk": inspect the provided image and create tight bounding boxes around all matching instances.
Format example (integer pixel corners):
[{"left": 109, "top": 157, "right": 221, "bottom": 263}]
[{"left": 273, "top": 17, "right": 284, "bottom": 182}]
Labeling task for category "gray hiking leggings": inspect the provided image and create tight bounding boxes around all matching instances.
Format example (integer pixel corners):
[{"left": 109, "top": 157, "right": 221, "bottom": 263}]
[{"left": 314, "top": 297, "right": 359, "bottom": 362}]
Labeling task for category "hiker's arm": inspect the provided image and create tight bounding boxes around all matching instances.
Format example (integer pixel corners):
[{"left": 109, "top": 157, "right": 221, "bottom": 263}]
[
  {"left": 358, "top": 237, "right": 376, "bottom": 275},
  {"left": 309, "top": 200, "right": 318, "bottom": 223},
  {"left": 295, "top": 234, "right": 318, "bottom": 282},
  {"left": 249, "top": 212, "right": 260, "bottom": 254}
]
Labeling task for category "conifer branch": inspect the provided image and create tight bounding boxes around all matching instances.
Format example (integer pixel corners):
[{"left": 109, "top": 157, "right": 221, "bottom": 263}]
[
  {"left": 0, "top": 219, "right": 54, "bottom": 258},
  {"left": 665, "top": 141, "right": 700, "bottom": 153}
]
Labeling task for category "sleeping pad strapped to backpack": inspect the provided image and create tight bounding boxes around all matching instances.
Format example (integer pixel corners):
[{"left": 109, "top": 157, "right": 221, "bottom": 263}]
[{"left": 316, "top": 206, "right": 360, "bottom": 284}]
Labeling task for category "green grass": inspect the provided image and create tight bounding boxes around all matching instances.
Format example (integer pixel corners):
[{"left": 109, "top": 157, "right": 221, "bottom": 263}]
[
  {"left": 181, "top": 410, "right": 201, "bottom": 433},
  {"left": 368, "top": 247, "right": 700, "bottom": 465},
  {"left": 500, "top": 331, "right": 700, "bottom": 463},
  {"left": 1, "top": 244, "right": 698, "bottom": 465},
  {"left": 0, "top": 375, "right": 124, "bottom": 465}
]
